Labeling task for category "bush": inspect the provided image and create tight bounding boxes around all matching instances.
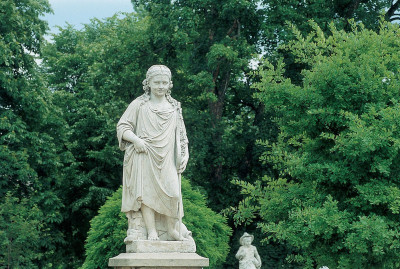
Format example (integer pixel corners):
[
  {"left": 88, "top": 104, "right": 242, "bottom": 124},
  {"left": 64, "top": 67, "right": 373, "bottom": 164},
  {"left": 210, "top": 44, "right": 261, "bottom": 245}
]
[{"left": 80, "top": 177, "right": 232, "bottom": 269}]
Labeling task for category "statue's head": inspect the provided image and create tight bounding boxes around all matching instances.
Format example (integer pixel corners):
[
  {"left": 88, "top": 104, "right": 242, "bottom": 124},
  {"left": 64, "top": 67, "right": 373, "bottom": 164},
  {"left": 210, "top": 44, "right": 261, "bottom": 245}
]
[
  {"left": 239, "top": 232, "right": 254, "bottom": 246},
  {"left": 142, "top": 65, "right": 173, "bottom": 95}
]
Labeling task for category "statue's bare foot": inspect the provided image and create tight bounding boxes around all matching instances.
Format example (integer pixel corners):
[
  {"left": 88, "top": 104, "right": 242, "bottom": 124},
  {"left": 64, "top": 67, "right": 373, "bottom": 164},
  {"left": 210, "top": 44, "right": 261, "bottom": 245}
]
[{"left": 147, "top": 230, "right": 159, "bottom": 240}]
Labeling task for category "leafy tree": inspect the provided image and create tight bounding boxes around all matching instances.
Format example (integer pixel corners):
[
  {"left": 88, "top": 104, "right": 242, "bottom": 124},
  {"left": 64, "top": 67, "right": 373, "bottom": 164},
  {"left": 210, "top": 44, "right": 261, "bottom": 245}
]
[
  {"left": 39, "top": 1, "right": 400, "bottom": 267},
  {"left": 262, "top": 0, "right": 400, "bottom": 49},
  {"left": 40, "top": 5, "right": 278, "bottom": 266},
  {"left": 0, "top": 194, "right": 43, "bottom": 269},
  {"left": 125, "top": 0, "right": 269, "bottom": 213},
  {"left": 41, "top": 15, "right": 155, "bottom": 264},
  {"left": 128, "top": 0, "right": 400, "bottom": 212},
  {"left": 127, "top": 3, "right": 400, "bottom": 268},
  {"left": 235, "top": 21, "right": 400, "bottom": 268},
  {"left": 0, "top": 0, "right": 68, "bottom": 267},
  {"left": 262, "top": 0, "right": 400, "bottom": 85},
  {"left": 80, "top": 177, "right": 231, "bottom": 269}
]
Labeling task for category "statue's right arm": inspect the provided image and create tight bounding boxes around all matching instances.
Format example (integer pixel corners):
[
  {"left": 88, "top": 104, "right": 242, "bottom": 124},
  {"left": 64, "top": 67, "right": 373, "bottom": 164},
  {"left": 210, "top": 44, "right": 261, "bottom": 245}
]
[
  {"left": 235, "top": 247, "right": 244, "bottom": 260},
  {"left": 122, "top": 131, "right": 147, "bottom": 153},
  {"left": 117, "top": 98, "right": 146, "bottom": 153},
  {"left": 122, "top": 130, "right": 140, "bottom": 144}
]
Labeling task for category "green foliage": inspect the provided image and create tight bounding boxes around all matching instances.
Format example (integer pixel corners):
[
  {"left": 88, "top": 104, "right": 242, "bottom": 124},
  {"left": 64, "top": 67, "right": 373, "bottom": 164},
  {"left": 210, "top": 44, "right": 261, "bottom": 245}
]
[
  {"left": 79, "top": 188, "right": 126, "bottom": 269},
  {"left": 81, "top": 177, "right": 232, "bottom": 269},
  {"left": 40, "top": 7, "right": 266, "bottom": 265},
  {"left": 262, "top": 1, "right": 398, "bottom": 85},
  {"left": 41, "top": 14, "right": 156, "bottom": 263},
  {"left": 130, "top": 0, "right": 270, "bottom": 214},
  {"left": 0, "top": 193, "right": 44, "bottom": 269},
  {"left": 181, "top": 178, "right": 232, "bottom": 267},
  {"left": 0, "top": 0, "right": 69, "bottom": 267},
  {"left": 262, "top": 0, "right": 390, "bottom": 48},
  {"left": 235, "top": 21, "right": 400, "bottom": 268},
  {"left": 11, "top": 0, "right": 399, "bottom": 267}
]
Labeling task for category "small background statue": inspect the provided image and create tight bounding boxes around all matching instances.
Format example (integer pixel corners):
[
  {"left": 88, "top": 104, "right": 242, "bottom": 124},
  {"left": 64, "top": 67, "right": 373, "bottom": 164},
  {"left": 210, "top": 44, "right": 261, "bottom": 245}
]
[{"left": 236, "top": 232, "right": 262, "bottom": 269}]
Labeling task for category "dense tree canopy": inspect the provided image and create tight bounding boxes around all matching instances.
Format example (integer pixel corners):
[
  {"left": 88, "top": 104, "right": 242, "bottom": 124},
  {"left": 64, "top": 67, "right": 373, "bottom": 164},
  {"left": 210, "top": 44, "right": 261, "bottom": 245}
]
[
  {"left": 263, "top": 0, "right": 400, "bottom": 50},
  {"left": 235, "top": 21, "right": 400, "bottom": 268},
  {"left": 128, "top": 0, "right": 269, "bottom": 212},
  {"left": 128, "top": 0, "right": 400, "bottom": 213},
  {"left": 0, "top": 194, "right": 43, "bottom": 268},
  {"left": 41, "top": 14, "right": 158, "bottom": 263},
  {"left": 0, "top": 0, "right": 69, "bottom": 267},
  {"left": 2, "top": 0, "right": 400, "bottom": 268}
]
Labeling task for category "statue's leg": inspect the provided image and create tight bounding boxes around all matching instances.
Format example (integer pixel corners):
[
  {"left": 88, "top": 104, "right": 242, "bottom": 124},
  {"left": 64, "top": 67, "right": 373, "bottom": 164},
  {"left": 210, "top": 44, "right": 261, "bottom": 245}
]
[
  {"left": 141, "top": 204, "right": 159, "bottom": 240},
  {"left": 166, "top": 216, "right": 187, "bottom": 241}
]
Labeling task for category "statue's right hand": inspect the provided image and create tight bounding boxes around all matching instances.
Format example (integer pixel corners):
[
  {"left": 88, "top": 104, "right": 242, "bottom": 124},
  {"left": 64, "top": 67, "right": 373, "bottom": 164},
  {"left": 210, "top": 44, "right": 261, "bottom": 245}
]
[{"left": 133, "top": 138, "right": 147, "bottom": 153}]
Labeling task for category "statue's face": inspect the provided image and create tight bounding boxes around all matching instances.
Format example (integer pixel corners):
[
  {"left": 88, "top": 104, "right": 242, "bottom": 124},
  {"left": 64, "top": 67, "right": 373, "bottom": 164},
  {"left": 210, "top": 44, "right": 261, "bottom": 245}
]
[
  {"left": 149, "top": 74, "right": 170, "bottom": 97},
  {"left": 243, "top": 237, "right": 251, "bottom": 246}
]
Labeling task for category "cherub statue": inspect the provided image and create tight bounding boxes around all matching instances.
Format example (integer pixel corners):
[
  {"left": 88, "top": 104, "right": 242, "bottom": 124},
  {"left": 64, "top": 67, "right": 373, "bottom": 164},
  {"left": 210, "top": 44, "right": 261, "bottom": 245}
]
[{"left": 235, "top": 233, "right": 261, "bottom": 269}]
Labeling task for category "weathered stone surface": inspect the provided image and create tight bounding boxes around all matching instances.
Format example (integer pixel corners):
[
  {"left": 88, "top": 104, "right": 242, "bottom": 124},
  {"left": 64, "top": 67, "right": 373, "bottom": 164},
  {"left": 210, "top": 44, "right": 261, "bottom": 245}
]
[
  {"left": 235, "top": 232, "right": 261, "bottom": 269},
  {"left": 126, "top": 239, "right": 196, "bottom": 253},
  {"left": 108, "top": 253, "right": 209, "bottom": 268},
  {"left": 117, "top": 65, "right": 192, "bottom": 243},
  {"left": 124, "top": 211, "right": 193, "bottom": 243}
]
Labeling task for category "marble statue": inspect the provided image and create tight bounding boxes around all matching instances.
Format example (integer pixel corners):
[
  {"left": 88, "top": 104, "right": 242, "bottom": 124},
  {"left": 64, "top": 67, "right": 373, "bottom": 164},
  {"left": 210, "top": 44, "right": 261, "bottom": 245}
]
[
  {"left": 117, "top": 65, "right": 192, "bottom": 243},
  {"left": 235, "top": 233, "right": 261, "bottom": 269}
]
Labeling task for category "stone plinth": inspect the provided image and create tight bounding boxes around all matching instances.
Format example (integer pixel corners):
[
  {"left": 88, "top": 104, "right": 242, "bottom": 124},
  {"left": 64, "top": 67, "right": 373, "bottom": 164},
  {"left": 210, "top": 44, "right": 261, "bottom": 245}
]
[
  {"left": 108, "top": 253, "right": 209, "bottom": 269},
  {"left": 126, "top": 240, "right": 196, "bottom": 253}
]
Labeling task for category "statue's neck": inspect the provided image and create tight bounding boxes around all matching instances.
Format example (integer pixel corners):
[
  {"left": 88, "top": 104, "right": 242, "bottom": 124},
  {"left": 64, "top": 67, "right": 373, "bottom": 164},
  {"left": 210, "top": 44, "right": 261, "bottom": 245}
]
[{"left": 149, "top": 93, "right": 167, "bottom": 104}]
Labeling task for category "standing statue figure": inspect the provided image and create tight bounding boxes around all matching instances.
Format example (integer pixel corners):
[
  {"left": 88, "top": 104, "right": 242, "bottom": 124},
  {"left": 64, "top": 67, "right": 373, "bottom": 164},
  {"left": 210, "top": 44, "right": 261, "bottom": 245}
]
[
  {"left": 117, "top": 65, "right": 191, "bottom": 242},
  {"left": 235, "top": 233, "right": 262, "bottom": 269}
]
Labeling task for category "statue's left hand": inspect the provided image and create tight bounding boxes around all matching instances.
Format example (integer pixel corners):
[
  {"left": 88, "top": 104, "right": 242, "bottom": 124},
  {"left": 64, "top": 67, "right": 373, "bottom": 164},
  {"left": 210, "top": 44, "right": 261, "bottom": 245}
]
[
  {"left": 179, "top": 153, "right": 189, "bottom": 173},
  {"left": 178, "top": 145, "right": 189, "bottom": 173}
]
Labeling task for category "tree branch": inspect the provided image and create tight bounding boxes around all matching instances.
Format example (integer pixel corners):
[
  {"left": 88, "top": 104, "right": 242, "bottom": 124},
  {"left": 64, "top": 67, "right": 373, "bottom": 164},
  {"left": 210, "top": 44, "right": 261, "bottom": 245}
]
[
  {"left": 385, "top": 0, "right": 400, "bottom": 20},
  {"left": 226, "top": 19, "right": 238, "bottom": 37}
]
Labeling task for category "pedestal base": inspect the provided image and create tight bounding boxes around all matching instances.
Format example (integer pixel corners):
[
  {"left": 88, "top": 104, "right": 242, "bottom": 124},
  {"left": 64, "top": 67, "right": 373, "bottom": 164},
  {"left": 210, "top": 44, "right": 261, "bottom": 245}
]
[
  {"left": 126, "top": 239, "right": 196, "bottom": 253},
  {"left": 108, "top": 253, "right": 209, "bottom": 269}
]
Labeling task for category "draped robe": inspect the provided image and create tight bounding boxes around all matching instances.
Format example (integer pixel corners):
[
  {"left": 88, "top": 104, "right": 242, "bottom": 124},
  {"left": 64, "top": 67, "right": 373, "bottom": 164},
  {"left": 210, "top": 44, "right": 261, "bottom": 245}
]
[{"left": 117, "top": 95, "right": 188, "bottom": 218}]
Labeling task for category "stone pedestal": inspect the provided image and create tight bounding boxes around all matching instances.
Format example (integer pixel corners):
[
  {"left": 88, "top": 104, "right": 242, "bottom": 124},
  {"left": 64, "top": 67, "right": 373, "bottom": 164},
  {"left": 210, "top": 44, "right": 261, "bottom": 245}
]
[
  {"left": 108, "top": 253, "right": 209, "bottom": 269},
  {"left": 126, "top": 239, "right": 196, "bottom": 253},
  {"left": 109, "top": 238, "right": 208, "bottom": 269}
]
